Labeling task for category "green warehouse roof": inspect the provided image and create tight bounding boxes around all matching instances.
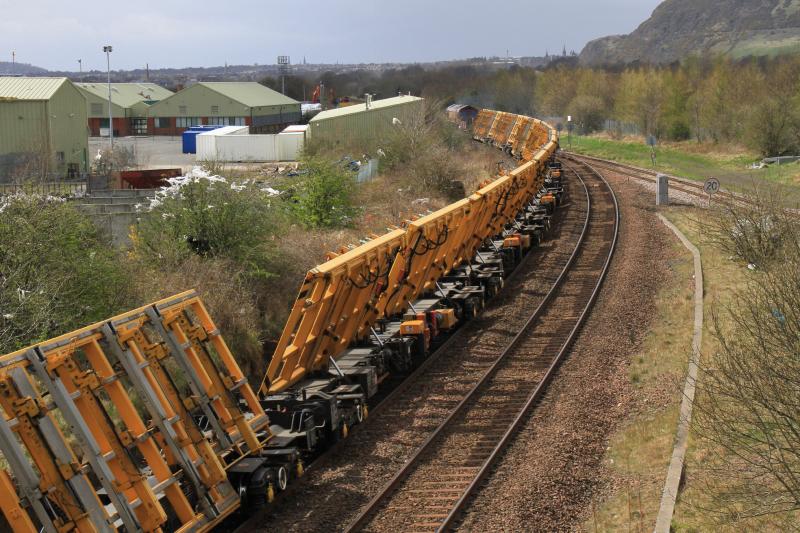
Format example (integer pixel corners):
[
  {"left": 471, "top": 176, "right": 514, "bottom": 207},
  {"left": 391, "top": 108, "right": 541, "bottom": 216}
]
[
  {"left": 77, "top": 82, "right": 173, "bottom": 108},
  {"left": 195, "top": 82, "right": 298, "bottom": 107},
  {"left": 0, "top": 77, "right": 71, "bottom": 100},
  {"left": 311, "top": 95, "right": 423, "bottom": 122}
]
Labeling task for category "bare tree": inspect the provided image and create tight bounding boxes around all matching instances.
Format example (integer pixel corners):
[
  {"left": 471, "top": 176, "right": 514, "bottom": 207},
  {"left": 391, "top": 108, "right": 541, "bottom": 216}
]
[{"left": 691, "top": 188, "right": 800, "bottom": 525}]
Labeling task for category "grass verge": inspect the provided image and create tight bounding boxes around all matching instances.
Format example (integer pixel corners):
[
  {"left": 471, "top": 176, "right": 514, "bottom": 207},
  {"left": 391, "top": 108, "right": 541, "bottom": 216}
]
[
  {"left": 565, "top": 135, "right": 800, "bottom": 190},
  {"left": 664, "top": 209, "right": 800, "bottom": 531},
  {"left": 587, "top": 226, "right": 694, "bottom": 531}
]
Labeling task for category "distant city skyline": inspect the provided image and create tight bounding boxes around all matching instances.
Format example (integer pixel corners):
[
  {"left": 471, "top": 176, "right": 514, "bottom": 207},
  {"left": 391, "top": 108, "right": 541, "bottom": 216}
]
[{"left": 1, "top": 0, "right": 663, "bottom": 71}]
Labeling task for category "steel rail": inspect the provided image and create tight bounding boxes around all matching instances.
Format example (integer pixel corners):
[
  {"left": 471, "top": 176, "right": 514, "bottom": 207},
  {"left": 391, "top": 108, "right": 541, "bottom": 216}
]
[
  {"left": 230, "top": 166, "right": 576, "bottom": 533},
  {"left": 343, "top": 158, "right": 619, "bottom": 533},
  {"left": 562, "top": 151, "right": 744, "bottom": 203}
]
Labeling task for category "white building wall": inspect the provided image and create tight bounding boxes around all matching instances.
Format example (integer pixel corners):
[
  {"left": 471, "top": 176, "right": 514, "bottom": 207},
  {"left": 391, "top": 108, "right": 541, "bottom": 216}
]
[{"left": 196, "top": 128, "right": 303, "bottom": 162}]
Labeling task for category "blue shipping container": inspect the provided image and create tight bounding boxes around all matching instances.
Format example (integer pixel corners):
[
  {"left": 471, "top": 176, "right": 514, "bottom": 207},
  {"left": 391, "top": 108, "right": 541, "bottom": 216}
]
[
  {"left": 182, "top": 126, "right": 223, "bottom": 153},
  {"left": 182, "top": 130, "right": 201, "bottom": 154}
]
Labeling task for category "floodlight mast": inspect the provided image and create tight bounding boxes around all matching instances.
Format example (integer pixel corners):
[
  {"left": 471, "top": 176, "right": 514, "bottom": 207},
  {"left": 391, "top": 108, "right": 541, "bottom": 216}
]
[{"left": 103, "top": 45, "right": 113, "bottom": 151}]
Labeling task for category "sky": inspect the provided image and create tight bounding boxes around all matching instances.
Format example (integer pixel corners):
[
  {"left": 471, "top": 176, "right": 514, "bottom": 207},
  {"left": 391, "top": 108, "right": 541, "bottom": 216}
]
[{"left": 0, "top": 0, "right": 664, "bottom": 71}]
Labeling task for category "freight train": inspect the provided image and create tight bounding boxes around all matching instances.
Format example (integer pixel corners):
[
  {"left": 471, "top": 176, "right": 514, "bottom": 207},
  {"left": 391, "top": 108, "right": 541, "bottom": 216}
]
[{"left": 0, "top": 109, "right": 560, "bottom": 532}]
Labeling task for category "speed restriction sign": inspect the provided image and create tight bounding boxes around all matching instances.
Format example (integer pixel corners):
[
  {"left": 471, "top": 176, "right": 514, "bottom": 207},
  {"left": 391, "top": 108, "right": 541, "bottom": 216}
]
[{"left": 704, "top": 178, "right": 720, "bottom": 195}]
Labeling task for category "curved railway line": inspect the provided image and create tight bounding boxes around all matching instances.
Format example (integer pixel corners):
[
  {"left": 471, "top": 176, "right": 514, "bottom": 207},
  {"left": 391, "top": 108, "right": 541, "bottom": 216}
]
[
  {"left": 562, "top": 152, "right": 740, "bottom": 203},
  {"left": 235, "top": 166, "right": 584, "bottom": 532},
  {"left": 339, "top": 158, "right": 618, "bottom": 533},
  {"left": 1, "top": 109, "right": 635, "bottom": 533}
]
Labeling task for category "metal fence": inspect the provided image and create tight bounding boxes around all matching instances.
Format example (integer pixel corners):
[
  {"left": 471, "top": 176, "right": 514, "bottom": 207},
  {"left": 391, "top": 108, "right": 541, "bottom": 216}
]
[
  {"left": 356, "top": 158, "right": 379, "bottom": 183},
  {"left": 0, "top": 181, "right": 87, "bottom": 197}
]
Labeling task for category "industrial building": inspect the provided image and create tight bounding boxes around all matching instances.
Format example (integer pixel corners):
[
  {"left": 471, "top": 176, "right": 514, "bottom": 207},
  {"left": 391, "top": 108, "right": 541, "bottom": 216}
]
[
  {"left": 0, "top": 77, "right": 88, "bottom": 178},
  {"left": 77, "top": 82, "right": 173, "bottom": 136},
  {"left": 147, "top": 82, "right": 300, "bottom": 135},
  {"left": 308, "top": 95, "right": 424, "bottom": 146}
]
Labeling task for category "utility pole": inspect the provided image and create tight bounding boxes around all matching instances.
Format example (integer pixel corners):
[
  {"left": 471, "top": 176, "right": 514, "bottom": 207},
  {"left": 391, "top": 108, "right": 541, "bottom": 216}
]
[
  {"left": 77, "top": 59, "right": 82, "bottom": 73},
  {"left": 103, "top": 45, "right": 114, "bottom": 151},
  {"left": 11, "top": 50, "right": 15, "bottom": 68}
]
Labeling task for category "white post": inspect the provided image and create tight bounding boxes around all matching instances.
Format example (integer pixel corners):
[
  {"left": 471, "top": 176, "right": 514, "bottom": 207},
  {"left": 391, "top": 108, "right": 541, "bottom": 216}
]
[{"left": 103, "top": 45, "right": 113, "bottom": 150}]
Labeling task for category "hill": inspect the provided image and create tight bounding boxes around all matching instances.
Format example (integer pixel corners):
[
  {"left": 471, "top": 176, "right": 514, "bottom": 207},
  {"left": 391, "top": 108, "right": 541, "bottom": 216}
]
[
  {"left": 0, "top": 61, "right": 49, "bottom": 75},
  {"left": 580, "top": 0, "right": 800, "bottom": 65}
]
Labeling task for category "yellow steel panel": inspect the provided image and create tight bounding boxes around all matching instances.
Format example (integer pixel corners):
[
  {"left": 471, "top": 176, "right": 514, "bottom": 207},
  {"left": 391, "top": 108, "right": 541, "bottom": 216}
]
[{"left": 0, "top": 291, "right": 266, "bottom": 533}]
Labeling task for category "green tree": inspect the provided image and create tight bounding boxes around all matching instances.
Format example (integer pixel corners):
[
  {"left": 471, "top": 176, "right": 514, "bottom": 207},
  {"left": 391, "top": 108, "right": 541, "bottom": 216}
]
[
  {"left": 535, "top": 66, "right": 577, "bottom": 116},
  {"left": 745, "top": 97, "right": 796, "bottom": 156},
  {"left": 0, "top": 195, "right": 129, "bottom": 352},
  {"left": 493, "top": 67, "right": 537, "bottom": 115},
  {"left": 615, "top": 68, "right": 664, "bottom": 137},
  {"left": 291, "top": 157, "right": 359, "bottom": 229},
  {"left": 568, "top": 94, "right": 607, "bottom": 133},
  {"left": 661, "top": 69, "right": 693, "bottom": 140}
]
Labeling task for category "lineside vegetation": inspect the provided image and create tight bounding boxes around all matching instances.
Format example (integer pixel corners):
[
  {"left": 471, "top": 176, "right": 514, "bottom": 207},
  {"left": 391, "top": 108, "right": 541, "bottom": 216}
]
[{"left": 269, "top": 55, "right": 800, "bottom": 157}]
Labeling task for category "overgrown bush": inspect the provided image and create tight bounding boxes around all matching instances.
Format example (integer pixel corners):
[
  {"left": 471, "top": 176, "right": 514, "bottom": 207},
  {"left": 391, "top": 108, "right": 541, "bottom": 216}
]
[
  {"left": 0, "top": 195, "right": 129, "bottom": 352},
  {"left": 667, "top": 120, "right": 692, "bottom": 141},
  {"left": 132, "top": 169, "right": 295, "bottom": 380},
  {"left": 568, "top": 94, "right": 606, "bottom": 134},
  {"left": 692, "top": 189, "right": 800, "bottom": 523},
  {"left": 694, "top": 260, "right": 800, "bottom": 522},
  {"left": 130, "top": 254, "right": 265, "bottom": 380},
  {"left": 745, "top": 98, "right": 798, "bottom": 156},
  {"left": 381, "top": 102, "right": 468, "bottom": 199},
  {"left": 701, "top": 186, "right": 797, "bottom": 267},
  {"left": 290, "top": 157, "right": 359, "bottom": 228},
  {"left": 133, "top": 169, "right": 286, "bottom": 277}
]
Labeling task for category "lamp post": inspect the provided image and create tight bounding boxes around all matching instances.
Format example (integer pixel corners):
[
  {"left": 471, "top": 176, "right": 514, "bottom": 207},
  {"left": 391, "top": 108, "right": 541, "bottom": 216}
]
[{"left": 103, "top": 45, "right": 113, "bottom": 151}]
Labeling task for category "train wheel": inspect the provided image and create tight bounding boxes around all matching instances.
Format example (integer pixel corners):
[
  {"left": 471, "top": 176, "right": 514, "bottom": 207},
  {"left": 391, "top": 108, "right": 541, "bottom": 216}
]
[
  {"left": 356, "top": 404, "right": 364, "bottom": 423},
  {"left": 277, "top": 466, "right": 288, "bottom": 491}
]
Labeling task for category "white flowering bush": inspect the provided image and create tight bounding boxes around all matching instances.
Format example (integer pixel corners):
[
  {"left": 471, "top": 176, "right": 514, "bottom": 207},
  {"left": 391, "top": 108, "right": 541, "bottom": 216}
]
[{"left": 133, "top": 167, "right": 286, "bottom": 279}]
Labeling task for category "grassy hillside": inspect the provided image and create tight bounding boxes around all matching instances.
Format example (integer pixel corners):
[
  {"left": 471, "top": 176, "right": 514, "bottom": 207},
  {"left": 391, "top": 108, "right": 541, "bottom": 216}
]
[
  {"left": 566, "top": 135, "right": 800, "bottom": 191},
  {"left": 580, "top": 0, "right": 800, "bottom": 65}
]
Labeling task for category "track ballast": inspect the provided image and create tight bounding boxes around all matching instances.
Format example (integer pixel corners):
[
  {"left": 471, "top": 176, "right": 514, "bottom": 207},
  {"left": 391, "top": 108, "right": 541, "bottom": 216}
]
[{"left": 342, "top": 157, "right": 618, "bottom": 533}]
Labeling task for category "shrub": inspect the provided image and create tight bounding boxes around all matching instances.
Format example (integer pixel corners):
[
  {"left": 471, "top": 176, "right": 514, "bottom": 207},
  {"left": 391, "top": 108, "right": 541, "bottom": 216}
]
[
  {"left": 290, "top": 157, "right": 359, "bottom": 228},
  {"left": 133, "top": 169, "right": 286, "bottom": 278},
  {"left": 0, "top": 194, "right": 129, "bottom": 352},
  {"left": 130, "top": 255, "right": 266, "bottom": 381},
  {"left": 132, "top": 169, "right": 295, "bottom": 380},
  {"left": 667, "top": 120, "right": 692, "bottom": 141},
  {"left": 568, "top": 94, "right": 607, "bottom": 134},
  {"left": 380, "top": 103, "right": 468, "bottom": 199},
  {"left": 692, "top": 188, "right": 800, "bottom": 522},
  {"left": 701, "top": 186, "right": 797, "bottom": 267},
  {"left": 745, "top": 97, "right": 797, "bottom": 156}
]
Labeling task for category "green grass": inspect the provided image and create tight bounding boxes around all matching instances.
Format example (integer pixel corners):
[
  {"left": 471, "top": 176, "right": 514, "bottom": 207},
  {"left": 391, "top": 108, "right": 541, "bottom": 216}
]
[
  {"left": 727, "top": 31, "right": 800, "bottom": 60},
  {"left": 564, "top": 135, "right": 800, "bottom": 192}
]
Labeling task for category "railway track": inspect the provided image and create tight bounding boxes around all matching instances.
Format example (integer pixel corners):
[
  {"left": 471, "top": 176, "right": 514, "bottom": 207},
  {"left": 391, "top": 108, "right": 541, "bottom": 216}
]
[
  {"left": 237, "top": 168, "right": 590, "bottom": 533},
  {"left": 563, "top": 151, "right": 743, "bottom": 202},
  {"left": 342, "top": 158, "right": 619, "bottom": 533}
]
